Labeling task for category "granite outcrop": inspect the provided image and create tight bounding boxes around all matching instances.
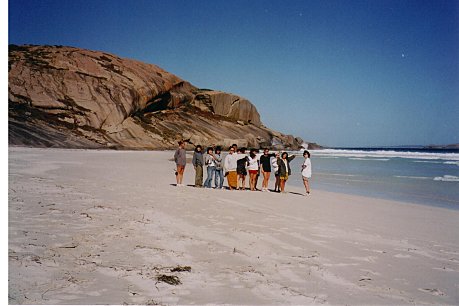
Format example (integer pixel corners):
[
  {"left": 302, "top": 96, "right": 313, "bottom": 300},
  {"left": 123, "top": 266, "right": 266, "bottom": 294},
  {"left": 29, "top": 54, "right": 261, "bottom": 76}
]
[{"left": 9, "top": 45, "right": 314, "bottom": 150}]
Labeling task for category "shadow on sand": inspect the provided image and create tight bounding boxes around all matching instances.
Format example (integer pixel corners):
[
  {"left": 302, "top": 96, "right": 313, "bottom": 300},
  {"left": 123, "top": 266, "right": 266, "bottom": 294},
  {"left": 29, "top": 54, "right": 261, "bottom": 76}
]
[{"left": 170, "top": 184, "right": 305, "bottom": 196}]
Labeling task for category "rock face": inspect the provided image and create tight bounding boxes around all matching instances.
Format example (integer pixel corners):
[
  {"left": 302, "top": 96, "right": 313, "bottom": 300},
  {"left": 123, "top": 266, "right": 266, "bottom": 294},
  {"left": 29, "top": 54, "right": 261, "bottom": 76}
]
[
  {"left": 192, "top": 91, "right": 261, "bottom": 126},
  {"left": 9, "top": 45, "right": 305, "bottom": 150}
]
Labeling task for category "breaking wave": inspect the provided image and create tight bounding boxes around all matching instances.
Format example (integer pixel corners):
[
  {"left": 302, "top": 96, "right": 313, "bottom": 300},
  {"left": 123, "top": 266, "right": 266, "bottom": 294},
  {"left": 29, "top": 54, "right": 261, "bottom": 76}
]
[
  {"left": 308, "top": 149, "right": 459, "bottom": 161},
  {"left": 394, "top": 175, "right": 430, "bottom": 180},
  {"left": 433, "top": 175, "right": 459, "bottom": 182},
  {"left": 413, "top": 160, "right": 444, "bottom": 164},
  {"left": 349, "top": 158, "right": 390, "bottom": 161}
]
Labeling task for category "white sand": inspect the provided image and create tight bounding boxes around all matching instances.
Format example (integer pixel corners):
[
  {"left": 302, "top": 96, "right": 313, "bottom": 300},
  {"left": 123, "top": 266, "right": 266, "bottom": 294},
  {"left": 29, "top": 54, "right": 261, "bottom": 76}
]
[{"left": 8, "top": 147, "right": 459, "bottom": 305}]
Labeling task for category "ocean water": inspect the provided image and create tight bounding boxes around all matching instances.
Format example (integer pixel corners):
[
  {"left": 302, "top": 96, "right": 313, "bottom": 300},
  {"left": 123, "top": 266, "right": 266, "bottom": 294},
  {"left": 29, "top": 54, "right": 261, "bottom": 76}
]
[{"left": 286, "top": 148, "right": 459, "bottom": 209}]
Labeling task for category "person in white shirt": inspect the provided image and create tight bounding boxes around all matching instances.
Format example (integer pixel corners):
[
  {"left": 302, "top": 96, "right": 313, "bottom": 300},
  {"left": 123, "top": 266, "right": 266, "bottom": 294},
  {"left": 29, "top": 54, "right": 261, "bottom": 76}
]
[
  {"left": 301, "top": 150, "right": 312, "bottom": 195},
  {"left": 247, "top": 149, "right": 261, "bottom": 191},
  {"left": 224, "top": 146, "right": 238, "bottom": 190},
  {"left": 204, "top": 147, "right": 216, "bottom": 188},
  {"left": 214, "top": 146, "right": 224, "bottom": 189}
]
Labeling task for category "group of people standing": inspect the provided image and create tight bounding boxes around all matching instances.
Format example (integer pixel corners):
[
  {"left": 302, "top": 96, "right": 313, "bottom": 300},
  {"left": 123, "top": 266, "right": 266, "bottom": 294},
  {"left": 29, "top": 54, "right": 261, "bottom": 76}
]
[{"left": 174, "top": 141, "right": 312, "bottom": 195}]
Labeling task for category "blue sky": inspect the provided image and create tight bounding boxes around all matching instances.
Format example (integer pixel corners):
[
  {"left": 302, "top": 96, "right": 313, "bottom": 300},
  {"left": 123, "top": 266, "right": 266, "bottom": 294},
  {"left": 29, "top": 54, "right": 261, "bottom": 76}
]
[{"left": 8, "top": 0, "right": 459, "bottom": 147}]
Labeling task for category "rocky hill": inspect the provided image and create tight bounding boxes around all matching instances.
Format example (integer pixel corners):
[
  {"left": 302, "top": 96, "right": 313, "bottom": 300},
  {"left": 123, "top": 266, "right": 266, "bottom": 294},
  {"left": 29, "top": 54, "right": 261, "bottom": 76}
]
[{"left": 9, "top": 45, "right": 312, "bottom": 150}]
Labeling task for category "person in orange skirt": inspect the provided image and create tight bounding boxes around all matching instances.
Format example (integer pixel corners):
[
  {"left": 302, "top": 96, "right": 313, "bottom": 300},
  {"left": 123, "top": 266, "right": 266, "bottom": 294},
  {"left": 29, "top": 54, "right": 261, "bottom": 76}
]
[{"left": 223, "top": 146, "right": 238, "bottom": 190}]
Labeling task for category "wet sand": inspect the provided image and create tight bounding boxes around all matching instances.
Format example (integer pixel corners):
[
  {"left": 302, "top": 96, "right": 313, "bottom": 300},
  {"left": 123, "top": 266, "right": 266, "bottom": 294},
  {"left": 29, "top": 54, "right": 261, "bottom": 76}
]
[{"left": 8, "top": 147, "right": 459, "bottom": 304}]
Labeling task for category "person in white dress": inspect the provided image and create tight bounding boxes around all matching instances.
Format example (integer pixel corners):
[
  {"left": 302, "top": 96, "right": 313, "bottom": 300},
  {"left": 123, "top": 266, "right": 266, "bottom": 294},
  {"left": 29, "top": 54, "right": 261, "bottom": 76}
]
[{"left": 301, "top": 150, "right": 312, "bottom": 195}]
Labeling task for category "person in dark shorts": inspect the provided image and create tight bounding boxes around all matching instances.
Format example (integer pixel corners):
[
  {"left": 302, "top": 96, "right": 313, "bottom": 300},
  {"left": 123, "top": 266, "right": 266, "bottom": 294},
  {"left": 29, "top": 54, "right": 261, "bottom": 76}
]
[
  {"left": 236, "top": 148, "right": 248, "bottom": 190},
  {"left": 259, "top": 148, "right": 276, "bottom": 192}
]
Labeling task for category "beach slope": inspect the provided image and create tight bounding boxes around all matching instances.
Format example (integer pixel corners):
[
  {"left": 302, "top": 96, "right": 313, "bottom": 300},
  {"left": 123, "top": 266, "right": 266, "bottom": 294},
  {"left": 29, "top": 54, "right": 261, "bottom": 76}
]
[{"left": 8, "top": 147, "right": 459, "bottom": 304}]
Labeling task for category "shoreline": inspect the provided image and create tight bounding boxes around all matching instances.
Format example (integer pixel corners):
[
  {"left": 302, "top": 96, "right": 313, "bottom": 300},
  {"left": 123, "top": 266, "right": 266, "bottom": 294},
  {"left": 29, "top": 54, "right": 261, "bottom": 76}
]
[
  {"left": 291, "top": 178, "right": 459, "bottom": 212},
  {"left": 9, "top": 146, "right": 459, "bottom": 211},
  {"left": 8, "top": 147, "right": 459, "bottom": 304}
]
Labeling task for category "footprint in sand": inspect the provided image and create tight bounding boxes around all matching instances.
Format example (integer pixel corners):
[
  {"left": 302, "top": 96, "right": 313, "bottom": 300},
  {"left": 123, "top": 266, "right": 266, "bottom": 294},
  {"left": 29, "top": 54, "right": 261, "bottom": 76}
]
[
  {"left": 323, "top": 263, "right": 359, "bottom": 267},
  {"left": 419, "top": 288, "right": 445, "bottom": 296},
  {"left": 433, "top": 266, "right": 456, "bottom": 272},
  {"left": 349, "top": 256, "right": 377, "bottom": 263},
  {"left": 87, "top": 205, "right": 112, "bottom": 212},
  {"left": 394, "top": 253, "right": 411, "bottom": 259}
]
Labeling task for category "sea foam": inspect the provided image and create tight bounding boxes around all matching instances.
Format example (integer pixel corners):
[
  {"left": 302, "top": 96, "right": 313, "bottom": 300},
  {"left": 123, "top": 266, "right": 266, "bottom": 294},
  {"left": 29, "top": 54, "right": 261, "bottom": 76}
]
[
  {"left": 349, "top": 158, "right": 390, "bottom": 161},
  {"left": 309, "top": 149, "right": 459, "bottom": 161},
  {"left": 394, "top": 175, "right": 430, "bottom": 180},
  {"left": 433, "top": 175, "right": 459, "bottom": 182}
]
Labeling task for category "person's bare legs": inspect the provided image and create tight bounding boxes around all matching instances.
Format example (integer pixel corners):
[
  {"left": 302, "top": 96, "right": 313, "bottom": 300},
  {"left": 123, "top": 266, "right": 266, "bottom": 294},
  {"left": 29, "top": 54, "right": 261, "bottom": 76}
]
[
  {"left": 303, "top": 177, "right": 310, "bottom": 195},
  {"left": 180, "top": 167, "right": 185, "bottom": 185},
  {"left": 176, "top": 165, "right": 185, "bottom": 185},
  {"left": 250, "top": 173, "right": 257, "bottom": 191},
  {"left": 238, "top": 174, "right": 245, "bottom": 190},
  {"left": 280, "top": 179, "right": 286, "bottom": 192},
  {"left": 262, "top": 171, "right": 270, "bottom": 190}
]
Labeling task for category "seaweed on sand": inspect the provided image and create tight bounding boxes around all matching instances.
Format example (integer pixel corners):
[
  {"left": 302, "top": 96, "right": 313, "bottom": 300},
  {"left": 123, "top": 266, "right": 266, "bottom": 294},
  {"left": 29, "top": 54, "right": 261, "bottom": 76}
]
[
  {"left": 156, "top": 274, "right": 181, "bottom": 285},
  {"left": 170, "top": 266, "right": 191, "bottom": 272}
]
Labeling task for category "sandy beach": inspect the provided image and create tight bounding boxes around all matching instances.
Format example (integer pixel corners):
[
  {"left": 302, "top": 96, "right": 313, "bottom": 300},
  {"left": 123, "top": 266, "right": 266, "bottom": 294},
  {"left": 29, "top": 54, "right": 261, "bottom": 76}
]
[{"left": 8, "top": 147, "right": 459, "bottom": 305}]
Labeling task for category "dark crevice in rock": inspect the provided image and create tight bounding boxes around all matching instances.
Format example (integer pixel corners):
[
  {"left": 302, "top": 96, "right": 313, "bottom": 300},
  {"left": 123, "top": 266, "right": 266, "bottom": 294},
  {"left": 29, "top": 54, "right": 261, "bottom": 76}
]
[
  {"left": 57, "top": 95, "right": 91, "bottom": 113},
  {"left": 231, "top": 98, "right": 240, "bottom": 106},
  {"left": 99, "top": 55, "right": 113, "bottom": 62},
  {"left": 143, "top": 92, "right": 172, "bottom": 114},
  {"left": 9, "top": 92, "right": 32, "bottom": 105},
  {"left": 193, "top": 93, "right": 214, "bottom": 113},
  {"left": 98, "top": 57, "right": 133, "bottom": 82},
  {"left": 75, "top": 71, "right": 108, "bottom": 80},
  {"left": 9, "top": 45, "right": 67, "bottom": 71}
]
